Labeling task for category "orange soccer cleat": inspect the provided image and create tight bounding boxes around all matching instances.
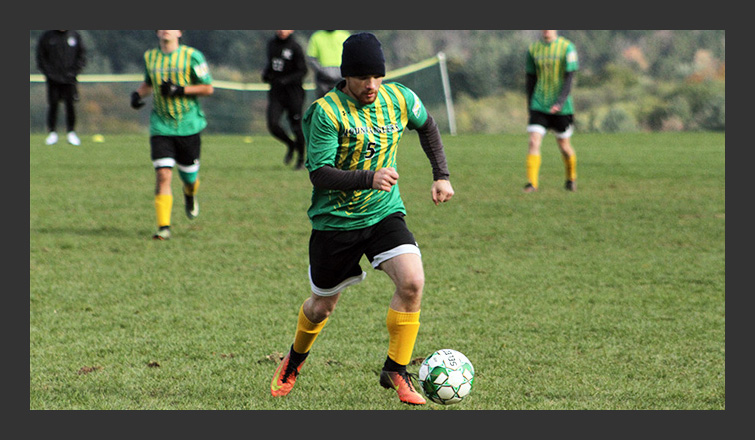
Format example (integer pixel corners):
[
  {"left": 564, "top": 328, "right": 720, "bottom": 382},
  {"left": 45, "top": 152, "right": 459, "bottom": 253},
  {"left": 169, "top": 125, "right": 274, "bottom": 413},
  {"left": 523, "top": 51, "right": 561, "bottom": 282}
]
[
  {"left": 270, "top": 352, "right": 305, "bottom": 397},
  {"left": 379, "top": 369, "right": 426, "bottom": 405}
]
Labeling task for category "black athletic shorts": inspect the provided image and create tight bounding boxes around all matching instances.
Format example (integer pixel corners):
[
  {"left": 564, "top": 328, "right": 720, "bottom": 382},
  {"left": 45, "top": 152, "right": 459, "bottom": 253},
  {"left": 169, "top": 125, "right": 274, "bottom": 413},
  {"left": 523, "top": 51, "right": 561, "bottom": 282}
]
[
  {"left": 528, "top": 110, "right": 574, "bottom": 134},
  {"left": 150, "top": 134, "right": 201, "bottom": 169},
  {"left": 308, "top": 212, "right": 420, "bottom": 296}
]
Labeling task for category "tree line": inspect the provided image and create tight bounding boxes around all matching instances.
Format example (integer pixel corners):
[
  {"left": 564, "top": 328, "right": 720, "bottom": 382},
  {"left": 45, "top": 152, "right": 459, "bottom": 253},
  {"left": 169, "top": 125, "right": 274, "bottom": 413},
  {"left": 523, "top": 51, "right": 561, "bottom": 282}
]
[{"left": 30, "top": 30, "right": 725, "bottom": 133}]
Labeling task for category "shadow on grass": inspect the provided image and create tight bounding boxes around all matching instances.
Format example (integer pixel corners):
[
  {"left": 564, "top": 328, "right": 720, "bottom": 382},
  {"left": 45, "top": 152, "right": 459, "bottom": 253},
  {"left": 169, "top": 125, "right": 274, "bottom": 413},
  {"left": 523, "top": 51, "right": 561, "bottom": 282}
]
[{"left": 32, "top": 225, "right": 135, "bottom": 238}]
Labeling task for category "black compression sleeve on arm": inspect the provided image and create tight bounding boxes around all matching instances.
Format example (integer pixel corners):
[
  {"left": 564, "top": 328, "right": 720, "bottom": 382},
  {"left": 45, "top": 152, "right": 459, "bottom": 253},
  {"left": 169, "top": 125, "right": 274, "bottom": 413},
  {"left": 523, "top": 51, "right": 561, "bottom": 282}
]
[
  {"left": 526, "top": 73, "right": 537, "bottom": 108},
  {"left": 555, "top": 71, "right": 574, "bottom": 108},
  {"left": 416, "top": 115, "right": 450, "bottom": 181},
  {"left": 309, "top": 165, "right": 375, "bottom": 190}
]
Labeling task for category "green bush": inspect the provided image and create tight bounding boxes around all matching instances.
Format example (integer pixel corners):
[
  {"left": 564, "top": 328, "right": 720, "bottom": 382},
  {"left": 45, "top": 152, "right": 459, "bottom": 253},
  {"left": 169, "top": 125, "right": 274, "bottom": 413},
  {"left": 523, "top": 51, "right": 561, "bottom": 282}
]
[
  {"left": 695, "top": 92, "right": 725, "bottom": 131},
  {"left": 600, "top": 106, "right": 639, "bottom": 133}
]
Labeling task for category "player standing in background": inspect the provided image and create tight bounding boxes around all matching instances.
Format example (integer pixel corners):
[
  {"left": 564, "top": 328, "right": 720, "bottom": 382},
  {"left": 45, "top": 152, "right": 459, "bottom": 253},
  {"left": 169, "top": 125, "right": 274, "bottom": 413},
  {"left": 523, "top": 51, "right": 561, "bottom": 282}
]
[
  {"left": 523, "top": 29, "right": 579, "bottom": 192},
  {"left": 130, "top": 30, "right": 214, "bottom": 240},
  {"left": 36, "top": 30, "right": 86, "bottom": 146},
  {"left": 262, "top": 30, "right": 308, "bottom": 170},
  {"left": 270, "top": 32, "right": 455, "bottom": 405},
  {"left": 306, "top": 30, "right": 351, "bottom": 99}
]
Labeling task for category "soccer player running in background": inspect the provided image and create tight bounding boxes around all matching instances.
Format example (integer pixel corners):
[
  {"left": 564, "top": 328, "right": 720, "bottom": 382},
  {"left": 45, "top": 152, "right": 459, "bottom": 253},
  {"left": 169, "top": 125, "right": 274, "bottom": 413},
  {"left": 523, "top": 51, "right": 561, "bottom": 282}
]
[
  {"left": 270, "top": 32, "right": 455, "bottom": 405},
  {"left": 130, "top": 30, "right": 214, "bottom": 240},
  {"left": 262, "top": 30, "right": 308, "bottom": 170},
  {"left": 306, "top": 30, "right": 351, "bottom": 99},
  {"left": 523, "top": 29, "right": 579, "bottom": 192}
]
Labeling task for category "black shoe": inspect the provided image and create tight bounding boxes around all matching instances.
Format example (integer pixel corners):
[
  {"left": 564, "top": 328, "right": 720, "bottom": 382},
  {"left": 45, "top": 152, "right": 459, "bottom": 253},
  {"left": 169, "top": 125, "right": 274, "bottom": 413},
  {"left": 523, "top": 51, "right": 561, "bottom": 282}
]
[
  {"left": 284, "top": 147, "right": 294, "bottom": 165},
  {"left": 184, "top": 194, "right": 199, "bottom": 219},
  {"left": 565, "top": 180, "right": 576, "bottom": 192},
  {"left": 523, "top": 183, "right": 538, "bottom": 193}
]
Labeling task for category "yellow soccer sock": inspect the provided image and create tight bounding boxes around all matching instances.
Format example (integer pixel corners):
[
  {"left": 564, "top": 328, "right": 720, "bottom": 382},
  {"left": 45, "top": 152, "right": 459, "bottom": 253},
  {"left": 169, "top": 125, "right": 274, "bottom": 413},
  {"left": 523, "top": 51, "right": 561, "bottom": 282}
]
[
  {"left": 563, "top": 154, "right": 577, "bottom": 181},
  {"left": 184, "top": 178, "right": 200, "bottom": 196},
  {"left": 292, "top": 303, "right": 328, "bottom": 354},
  {"left": 526, "top": 154, "right": 542, "bottom": 188},
  {"left": 386, "top": 308, "right": 421, "bottom": 366},
  {"left": 154, "top": 194, "right": 173, "bottom": 228}
]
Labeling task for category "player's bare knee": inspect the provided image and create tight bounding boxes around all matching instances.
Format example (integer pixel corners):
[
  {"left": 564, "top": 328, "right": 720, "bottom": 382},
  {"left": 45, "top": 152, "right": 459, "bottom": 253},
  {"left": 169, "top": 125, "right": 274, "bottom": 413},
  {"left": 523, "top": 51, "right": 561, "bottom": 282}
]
[
  {"left": 397, "top": 273, "right": 424, "bottom": 299},
  {"left": 307, "top": 294, "right": 339, "bottom": 321}
]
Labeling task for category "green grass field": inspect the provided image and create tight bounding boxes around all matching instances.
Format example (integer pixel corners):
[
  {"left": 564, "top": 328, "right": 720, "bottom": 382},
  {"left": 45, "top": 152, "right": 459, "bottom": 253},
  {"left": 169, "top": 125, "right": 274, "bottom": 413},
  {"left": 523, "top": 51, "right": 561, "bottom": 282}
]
[{"left": 29, "top": 131, "right": 725, "bottom": 410}]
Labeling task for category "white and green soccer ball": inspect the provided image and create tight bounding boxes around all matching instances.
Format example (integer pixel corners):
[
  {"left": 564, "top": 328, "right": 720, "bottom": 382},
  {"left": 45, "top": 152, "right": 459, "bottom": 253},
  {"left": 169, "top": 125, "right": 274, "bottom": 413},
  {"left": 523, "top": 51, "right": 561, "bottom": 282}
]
[{"left": 418, "top": 348, "right": 475, "bottom": 405}]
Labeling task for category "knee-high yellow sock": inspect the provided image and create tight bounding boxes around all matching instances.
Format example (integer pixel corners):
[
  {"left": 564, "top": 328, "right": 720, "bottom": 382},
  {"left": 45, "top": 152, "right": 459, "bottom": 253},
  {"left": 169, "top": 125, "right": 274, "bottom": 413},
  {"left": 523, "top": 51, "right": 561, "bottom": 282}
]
[
  {"left": 526, "top": 154, "right": 542, "bottom": 188},
  {"left": 386, "top": 308, "right": 421, "bottom": 366},
  {"left": 154, "top": 194, "right": 173, "bottom": 227},
  {"left": 563, "top": 154, "right": 577, "bottom": 181},
  {"left": 292, "top": 303, "right": 328, "bottom": 354},
  {"left": 184, "top": 179, "right": 200, "bottom": 196}
]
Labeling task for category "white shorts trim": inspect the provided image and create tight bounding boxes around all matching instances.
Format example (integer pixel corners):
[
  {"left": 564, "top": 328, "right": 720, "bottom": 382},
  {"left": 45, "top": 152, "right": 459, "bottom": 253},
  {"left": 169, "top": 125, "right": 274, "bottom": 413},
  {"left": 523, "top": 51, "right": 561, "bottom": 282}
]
[
  {"left": 527, "top": 124, "right": 547, "bottom": 135},
  {"left": 370, "top": 244, "right": 421, "bottom": 269},
  {"left": 528, "top": 123, "right": 573, "bottom": 139},
  {"left": 309, "top": 267, "right": 366, "bottom": 297},
  {"left": 178, "top": 161, "right": 200, "bottom": 173},
  {"left": 555, "top": 125, "right": 574, "bottom": 139},
  {"left": 153, "top": 157, "right": 176, "bottom": 168}
]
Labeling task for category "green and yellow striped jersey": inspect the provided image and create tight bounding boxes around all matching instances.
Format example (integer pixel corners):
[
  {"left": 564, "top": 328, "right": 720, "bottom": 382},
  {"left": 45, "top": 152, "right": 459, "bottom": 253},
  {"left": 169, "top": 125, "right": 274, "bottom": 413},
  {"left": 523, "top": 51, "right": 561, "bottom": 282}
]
[
  {"left": 526, "top": 36, "right": 579, "bottom": 115},
  {"left": 303, "top": 82, "right": 428, "bottom": 231},
  {"left": 142, "top": 44, "right": 212, "bottom": 136}
]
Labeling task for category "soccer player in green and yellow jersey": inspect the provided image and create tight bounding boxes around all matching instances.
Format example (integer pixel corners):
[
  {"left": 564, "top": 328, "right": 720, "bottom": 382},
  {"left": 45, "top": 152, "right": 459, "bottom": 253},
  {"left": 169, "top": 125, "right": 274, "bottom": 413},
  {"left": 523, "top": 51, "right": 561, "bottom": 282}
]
[
  {"left": 130, "top": 30, "right": 213, "bottom": 240},
  {"left": 270, "top": 33, "right": 454, "bottom": 405},
  {"left": 524, "top": 29, "right": 579, "bottom": 192}
]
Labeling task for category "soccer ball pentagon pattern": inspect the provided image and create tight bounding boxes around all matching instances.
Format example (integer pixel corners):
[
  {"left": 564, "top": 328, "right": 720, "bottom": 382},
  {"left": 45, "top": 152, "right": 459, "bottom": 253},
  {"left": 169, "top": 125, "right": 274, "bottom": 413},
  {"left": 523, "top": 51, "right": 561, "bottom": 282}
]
[{"left": 418, "top": 349, "right": 475, "bottom": 405}]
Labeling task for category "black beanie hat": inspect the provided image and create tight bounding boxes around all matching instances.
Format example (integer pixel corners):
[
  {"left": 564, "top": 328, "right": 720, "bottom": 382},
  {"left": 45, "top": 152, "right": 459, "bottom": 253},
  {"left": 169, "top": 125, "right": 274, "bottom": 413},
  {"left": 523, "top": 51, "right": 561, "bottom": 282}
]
[{"left": 340, "top": 32, "right": 386, "bottom": 77}]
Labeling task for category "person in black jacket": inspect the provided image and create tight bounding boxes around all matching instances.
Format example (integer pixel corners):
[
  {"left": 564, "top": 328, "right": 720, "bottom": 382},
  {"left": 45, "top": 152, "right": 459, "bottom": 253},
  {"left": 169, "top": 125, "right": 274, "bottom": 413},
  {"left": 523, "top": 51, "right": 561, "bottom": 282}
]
[
  {"left": 36, "top": 30, "right": 86, "bottom": 146},
  {"left": 262, "top": 30, "right": 308, "bottom": 170}
]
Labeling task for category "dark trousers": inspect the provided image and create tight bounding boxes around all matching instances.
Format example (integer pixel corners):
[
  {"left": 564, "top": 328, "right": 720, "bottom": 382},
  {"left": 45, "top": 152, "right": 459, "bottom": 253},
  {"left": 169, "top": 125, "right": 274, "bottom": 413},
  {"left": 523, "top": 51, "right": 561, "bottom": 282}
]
[
  {"left": 46, "top": 81, "right": 78, "bottom": 133},
  {"left": 266, "top": 86, "right": 305, "bottom": 159}
]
